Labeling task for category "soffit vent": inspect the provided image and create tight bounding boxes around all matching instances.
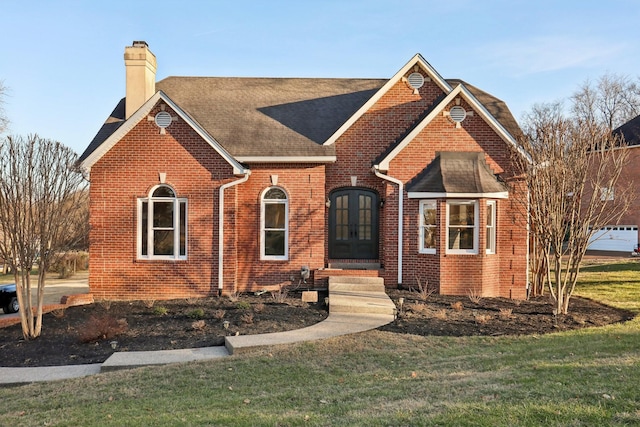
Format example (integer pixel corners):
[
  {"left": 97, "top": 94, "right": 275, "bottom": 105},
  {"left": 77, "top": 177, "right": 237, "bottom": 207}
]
[
  {"left": 407, "top": 72, "right": 425, "bottom": 90},
  {"left": 155, "top": 111, "right": 172, "bottom": 129}
]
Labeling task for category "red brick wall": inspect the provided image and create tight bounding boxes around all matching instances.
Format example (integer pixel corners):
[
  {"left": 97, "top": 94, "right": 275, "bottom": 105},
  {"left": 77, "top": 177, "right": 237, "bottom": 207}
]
[
  {"left": 233, "top": 164, "right": 326, "bottom": 293},
  {"left": 89, "top": 102, "right": 236, "bottom": 300}
]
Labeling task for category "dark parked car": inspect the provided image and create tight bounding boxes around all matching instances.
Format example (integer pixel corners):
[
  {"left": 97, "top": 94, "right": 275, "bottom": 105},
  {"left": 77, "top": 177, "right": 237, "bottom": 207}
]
[{"left": 0, "top": 284, "right": 19, "bottom": 313}]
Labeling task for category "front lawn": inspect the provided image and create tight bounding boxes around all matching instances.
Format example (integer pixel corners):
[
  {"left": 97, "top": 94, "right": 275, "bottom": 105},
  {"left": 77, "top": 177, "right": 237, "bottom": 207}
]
[{"left": 1, "top": 260, "right": 639, "bottom": 426}]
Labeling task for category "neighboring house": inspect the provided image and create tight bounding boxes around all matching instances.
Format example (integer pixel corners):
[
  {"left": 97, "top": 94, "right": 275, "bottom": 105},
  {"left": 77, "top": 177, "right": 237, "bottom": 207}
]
[
  {"left": 587, "top": 115, "right": 640, "bottom": 252},
  {"left": 79, "top": 41, "right": 529, "bottom": 301}
]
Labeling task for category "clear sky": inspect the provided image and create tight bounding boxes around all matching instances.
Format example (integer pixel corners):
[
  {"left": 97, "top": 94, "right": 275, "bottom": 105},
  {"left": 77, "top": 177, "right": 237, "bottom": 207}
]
[{"left": 2, "top": 0, "right": 639, "bottom": 155}]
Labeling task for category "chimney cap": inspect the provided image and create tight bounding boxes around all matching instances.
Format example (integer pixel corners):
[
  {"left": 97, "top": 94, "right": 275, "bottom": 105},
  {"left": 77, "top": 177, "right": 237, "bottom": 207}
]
[{"left": 131, "top": 40, "right": 149, "bottom": 48}]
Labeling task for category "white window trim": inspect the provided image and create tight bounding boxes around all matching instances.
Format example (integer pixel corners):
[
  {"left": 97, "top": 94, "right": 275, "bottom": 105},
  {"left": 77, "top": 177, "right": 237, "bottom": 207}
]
[
  {"left": 260, "top": 187, "right": 289, "bottom": 261},
  {"left": 137, "top": 185, "right": 188, "bottom": 261},
  {"left": 419, "top": 200, "right": 437, "bottom": 254},
  {"left": 486, "top": 200, "right": 496, "bottom": 255},
  {"left": 446, "top": 200, "right": 479, "bottom": 255}
]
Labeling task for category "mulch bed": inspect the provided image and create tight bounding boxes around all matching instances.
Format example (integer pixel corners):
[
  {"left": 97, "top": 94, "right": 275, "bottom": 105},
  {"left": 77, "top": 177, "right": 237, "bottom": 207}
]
[{"left": 0, "top": 289, "right": 634, "bottom": 367}]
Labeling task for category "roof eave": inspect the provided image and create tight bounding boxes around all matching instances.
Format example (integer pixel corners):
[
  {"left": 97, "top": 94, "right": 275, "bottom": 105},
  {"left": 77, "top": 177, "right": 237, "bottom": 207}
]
[{"left": 407, "top": 191, "right": 509, "bottom": 199}]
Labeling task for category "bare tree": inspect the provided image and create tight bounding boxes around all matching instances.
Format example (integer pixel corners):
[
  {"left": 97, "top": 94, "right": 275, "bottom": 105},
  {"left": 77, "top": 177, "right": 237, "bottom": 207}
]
[
  {"left": 572, "top": 73, "right": 640, "bottom": 131},
  {"left": 0, "top": 135, "right": 88, "bottom": 339},
  {"left": 513, "top": 103, "right": 632, "bottom": 314},
  {"left": 0, "top": 80, "right": 8, "bottom": 135}
]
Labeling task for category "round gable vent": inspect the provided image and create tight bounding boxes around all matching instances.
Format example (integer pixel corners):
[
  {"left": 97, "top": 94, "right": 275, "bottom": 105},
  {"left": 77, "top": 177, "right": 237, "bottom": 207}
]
[
  {"left": 407, "top": 72, "right": 425, "bottom": 90},
  {"left": 449, "top": 106, "right": 467, "bottom": 123},
  {"left": 154, "top": 111, "right": 172, "bottom": 129}
]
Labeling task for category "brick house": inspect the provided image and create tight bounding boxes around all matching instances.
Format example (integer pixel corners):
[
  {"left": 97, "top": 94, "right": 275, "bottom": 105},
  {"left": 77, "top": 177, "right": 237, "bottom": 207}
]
[
  {"left": 587, "top": 114, "right": 640, "bottom": 253},
  {"left": 79, "top": 41, "right": 529, "bottom": 301}
]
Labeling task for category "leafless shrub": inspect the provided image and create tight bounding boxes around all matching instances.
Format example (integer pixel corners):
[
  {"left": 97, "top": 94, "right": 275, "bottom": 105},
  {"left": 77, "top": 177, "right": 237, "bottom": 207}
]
[
  {"left": 414, "top": 275, "right": 435, "bottom": 301},
  {"left": 99, "top": 300, "right": 112, "bottom": 310},
  {"left": 499, "top": 308, "right": 513, "bottom": 319},
  {"left": 185, "top": 297, "right": 200, "bottom": 305},
  {"left": 213, "top": 309, "right": 226, "bottom": 320},
  {"left": 51, "top": 308, "right": 66, "bottom": 319},
  {"left": 191, "top": 320, "right": 206, "bottom": 331},
  {"left": 253, "top": 302, "right": 265, "bottom": 313},
  {"left": 271, "top": 285, "right": 289, "bottom": 304},
  {"left": 142, "top": 299, "right": 155, "bottom": 309},
  {"left": 240, "top": 312, "right": 254, "bottom": 324},
  {"left": 467, "top": 289, "right": 482, "bottom": 304},
  {"left": 227, "top": 290, "right": 239, "bottom": 303},
  {"left": 434, "top": 309, "right": 447, "bottom": 320},
  {"left": 78, "top": 315, "right": 128, "bottom": 343},
  {"left": 408, "top": 302, "right": 429, "bottom": 315},
  {"left": 474, "top": 314, "right": 491, "bottom": 324},
  {"left": 451, "top": 301, "right": 464, "bottom": 312}
]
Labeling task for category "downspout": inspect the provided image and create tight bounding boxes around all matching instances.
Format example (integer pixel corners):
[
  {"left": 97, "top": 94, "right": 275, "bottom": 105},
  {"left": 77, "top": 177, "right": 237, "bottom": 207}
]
[
  {"left": 372, "top": 166, "right": 403, "bottom": 285},
  {"left": 218, "top": 171, "right": 251, "bottom": 292}
]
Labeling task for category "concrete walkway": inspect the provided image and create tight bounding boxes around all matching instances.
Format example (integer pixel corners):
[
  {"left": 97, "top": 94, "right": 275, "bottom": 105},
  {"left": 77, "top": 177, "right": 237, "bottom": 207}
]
[{"left": 0, "top": 278, "right": 396, "bottom": 385}]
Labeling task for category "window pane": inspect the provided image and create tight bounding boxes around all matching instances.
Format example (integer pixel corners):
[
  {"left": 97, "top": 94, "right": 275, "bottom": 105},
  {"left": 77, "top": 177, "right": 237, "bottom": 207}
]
[
  {"left": 141, "top": 201, "right": 148, "bottom": 256},
  {"left": 449, "top": 204, "right": 474, "bottom": 226},
  {"left": 265, "top": 230, "right": 285, "bottom": 256},
  {"left": 265, "top": 203, "right": 285, "bottom": 228},
  {"left": 265, "top": 188, "right": 286, "bottom": 200},
  {"left": 153, "top": 202, "right": 174, "bottom": 228},
  {"left": 154, "top": 230, "right": 174, "bottom": 255},
  {"left": 424, "top": 226, "right": 436, "bottom": 249},
  {"left": 153, "top": 186, "right": 175, "bottom": 197},
  {"left": 449, "top": 228, "right": 474, "bottom": 250}
]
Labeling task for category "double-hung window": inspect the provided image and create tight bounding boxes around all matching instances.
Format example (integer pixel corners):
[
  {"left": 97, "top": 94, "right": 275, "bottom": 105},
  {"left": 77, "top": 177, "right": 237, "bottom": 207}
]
[
  {"left": 446, "top": 200, "right": 478, "bottom": 254},
  {"left": 138, "top": 185, "right": 187, "bottom": 260},
  {"left": 419, "top": 200, "right": 437, "bottom": 254},
  {"left": 261, "top": 187, "right": 288, "bottom": 260},
  {"left": 486, "top": 201, "right": 496, "bottom": 254}
]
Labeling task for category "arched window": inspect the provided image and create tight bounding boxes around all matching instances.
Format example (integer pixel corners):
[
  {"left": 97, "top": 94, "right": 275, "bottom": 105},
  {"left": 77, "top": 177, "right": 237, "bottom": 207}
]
[
  {"left": 261, "top": 187, "right": 288, "bottom": 260},
  {"left": 138, "top": 185, "right": 187, "bottom": 260}
]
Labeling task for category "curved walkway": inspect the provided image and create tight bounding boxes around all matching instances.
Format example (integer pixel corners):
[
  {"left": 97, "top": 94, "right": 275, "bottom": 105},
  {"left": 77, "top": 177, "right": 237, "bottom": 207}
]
[{"left": 0, "top": 292, "right": 395, "bottom": 385}]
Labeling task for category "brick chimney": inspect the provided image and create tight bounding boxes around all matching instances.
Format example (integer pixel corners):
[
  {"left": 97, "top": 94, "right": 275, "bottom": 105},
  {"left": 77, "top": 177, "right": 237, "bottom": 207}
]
[{"left": 124, "top": 41, "right": 157, "bottom": 119}]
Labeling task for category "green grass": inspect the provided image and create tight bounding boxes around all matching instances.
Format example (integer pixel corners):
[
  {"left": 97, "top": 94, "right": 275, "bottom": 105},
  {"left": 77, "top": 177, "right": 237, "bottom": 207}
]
[{"left": 1, "top": 260, "right": 639, "bottom": 426}]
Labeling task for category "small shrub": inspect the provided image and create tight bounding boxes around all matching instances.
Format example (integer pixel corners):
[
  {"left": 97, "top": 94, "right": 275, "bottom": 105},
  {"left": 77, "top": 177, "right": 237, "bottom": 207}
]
[
  {"left": 185, "top": 297, "right": 200, "bottom": 305},
  {"left": 467, "top": 289, "right": 482, "bottom": 304},
  {"left": 474, "top": 314, "right": 491, "bottom": 324},
  {"left": 142, "top": 299, "right": 155, "bottom": 309},
  {"left": 99, "top": 299, "right": 112, "bottom": 310},
  {"left": 253, "top": 302, "right": 265, "bottom": 313},
  {"left": 227, "top": 290, "right": 240, "bottom": 303},
  {"left": 51, "top": 307, "right": 66, "bottom": 319},
  {"left": 213, "top": 309, "right": 226, "bottom": 320},
  {"left": 271, "top": 285, "right": 289, "bottom": 304},
  {"left": 434, "top": 309, "right": 447, "bottom": 320},
  {"left": 153, "top": 306, "right": 168, "bottom": 316},
  {"left": 191, "top": 320, "right": 206, "bottom": 331},
  {"left": 408, "top": 302, "right": 428, "bottom": 315},
  {"left": 235, "top": 301, "right": 251, "bottom": 310},
  {"left": 499, "top": 308, "right": 513, "bottom": 319},
  {"left": 188, "top": 308, "right": 205, "bottom": 319},
  {"left": 414, "top": 276, "right": 434, "bottom": 301},
  {"left": 78, "top": 315, "right": 128, "bottom": 343},
  {"left": 451, "top": 301, "right": 464, "bottom": 311},
  {"left": 240, "top": 312, "right": 254, "bottom": 324}
]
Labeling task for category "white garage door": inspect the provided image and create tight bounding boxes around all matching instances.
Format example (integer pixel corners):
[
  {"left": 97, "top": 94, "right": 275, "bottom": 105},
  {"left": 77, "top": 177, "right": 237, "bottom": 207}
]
[{"left": 588, "top": 226, "right": 638, "bottom": 252}]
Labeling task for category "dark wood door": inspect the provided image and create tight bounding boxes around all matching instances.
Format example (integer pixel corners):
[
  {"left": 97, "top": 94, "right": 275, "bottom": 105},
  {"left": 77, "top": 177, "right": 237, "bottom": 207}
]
[{"left": 329, "top": 188, "right": 379, "bottom": 259}]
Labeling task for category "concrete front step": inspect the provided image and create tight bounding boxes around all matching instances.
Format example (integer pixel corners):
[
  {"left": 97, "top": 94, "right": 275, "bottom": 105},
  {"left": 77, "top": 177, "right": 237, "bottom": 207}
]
[
  {"left": 328, "top": 276, "right": 396, "bottom": 316},
  {"left": 329, "top": 276, "right": 385, "bottom": 293}
]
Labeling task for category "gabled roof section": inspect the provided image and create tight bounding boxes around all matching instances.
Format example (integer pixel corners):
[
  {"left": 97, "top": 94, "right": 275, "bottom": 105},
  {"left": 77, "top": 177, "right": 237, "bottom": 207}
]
[
  {"left": 375, "top": 83, "right": 526, "bottom": 171},
  {"left": 78, "top": 91, "right": 248, "bottom": 175},
  {"left": 323, "top": 54, "right": 453, "bottom": 146},
  {"left": 614, "top": 114, "right": 640, "bottom": 146},
  {"left": 407, "top": 151, "right": 509, "bottom": 199}
]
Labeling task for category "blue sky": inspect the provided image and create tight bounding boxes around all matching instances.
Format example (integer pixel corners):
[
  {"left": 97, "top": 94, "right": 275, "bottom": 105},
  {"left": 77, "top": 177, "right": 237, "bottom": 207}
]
[{"left": 2, "top": 0, "right": 639, "bottom": 155}]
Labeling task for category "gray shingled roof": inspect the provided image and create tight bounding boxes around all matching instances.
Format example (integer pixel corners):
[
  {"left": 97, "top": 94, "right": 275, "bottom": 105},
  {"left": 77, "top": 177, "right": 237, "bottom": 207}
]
[
  {"left": 407, "top": 151, "right": 508, "bottom": 194},
  {"left": 79, "top": 77, "right": 520, "bottom": 163},
  {"left": 614, "top": 114, "right": 640, "bottom": 146}
]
